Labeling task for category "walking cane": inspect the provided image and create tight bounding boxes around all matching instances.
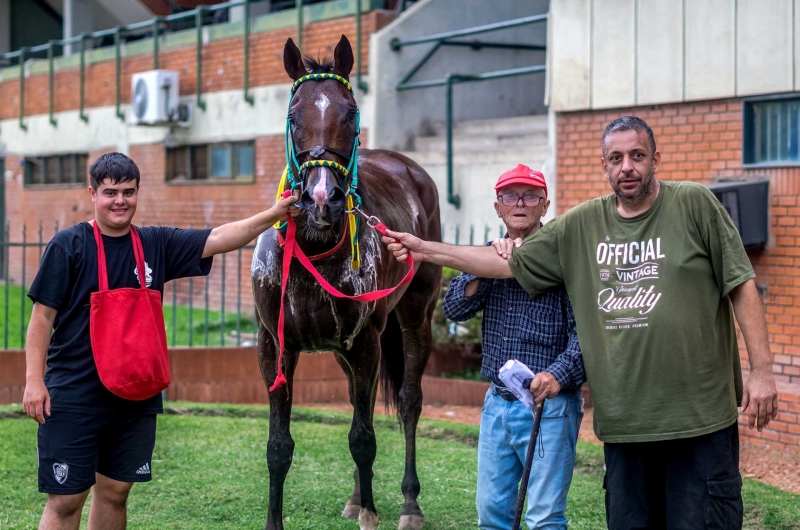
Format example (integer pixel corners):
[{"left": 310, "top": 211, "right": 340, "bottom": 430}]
[{"left": 512, "top": 397, "right": 544, "bottom": 530}]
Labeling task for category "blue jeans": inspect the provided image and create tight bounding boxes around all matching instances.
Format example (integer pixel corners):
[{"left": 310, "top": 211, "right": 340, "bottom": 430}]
[{"left": 477, "top": 386, "right": 583, "bottom": 530}]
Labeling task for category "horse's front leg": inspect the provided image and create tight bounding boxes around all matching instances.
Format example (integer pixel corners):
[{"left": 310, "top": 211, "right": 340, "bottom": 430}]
[
  {"left": 335, "top": 326, "right": 381, "bottom": 530},
  {"left": 394, "top": 282, "right": 439, "bottom": 530},
  {"left": 258, "top": 325, "right": 300, "bottom": 530}
]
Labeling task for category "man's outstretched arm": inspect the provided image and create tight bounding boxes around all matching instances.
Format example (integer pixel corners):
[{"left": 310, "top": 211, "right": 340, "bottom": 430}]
[
  {"left": 202, "top": 192, "right": 300, "bottom": 258},
  {"left": 382, "top": 230, "right": 514, "bottom": 279}
]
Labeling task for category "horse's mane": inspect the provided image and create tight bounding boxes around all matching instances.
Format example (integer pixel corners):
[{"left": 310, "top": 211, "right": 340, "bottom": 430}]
[{"left": 302, "top": 55, "right": 335, "bottom": 74}]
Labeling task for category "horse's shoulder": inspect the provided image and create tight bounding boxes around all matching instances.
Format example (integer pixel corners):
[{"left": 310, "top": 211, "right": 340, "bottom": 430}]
[{"left": 251, "top": 229, "right": 281, "bottom": 279}]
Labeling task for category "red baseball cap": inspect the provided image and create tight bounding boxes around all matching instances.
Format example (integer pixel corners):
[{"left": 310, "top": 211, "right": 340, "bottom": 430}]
[{"left": 494, "top": 164, "right": 547, "bottom": 198}]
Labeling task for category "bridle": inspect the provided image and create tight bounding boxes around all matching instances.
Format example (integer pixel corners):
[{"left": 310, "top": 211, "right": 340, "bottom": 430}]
[
  {"left": 284, "top": 73, "right": 361, "bottom": 201},
  {"left": 276, "top": 73, "right": 364, "bottom": 269},
  {"left": 268, "top": 77, "right": 416, "bottom": 393}
]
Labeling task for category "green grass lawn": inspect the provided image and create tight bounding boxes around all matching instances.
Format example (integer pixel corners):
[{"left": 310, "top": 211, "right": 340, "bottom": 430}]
[
  {"left": 1, "top": 404, "right": 799, "bottom": 529},
  {"left": 0, "top": 285, "right": 257, "bottom": 349}
]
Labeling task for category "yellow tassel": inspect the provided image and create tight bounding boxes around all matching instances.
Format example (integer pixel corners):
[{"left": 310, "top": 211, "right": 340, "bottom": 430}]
[
  {"left": 273, "top": 166, "right": 290, "bottom": 230},
  {"left": 346, "top": 195, "right": 361, "bottom": 269}
]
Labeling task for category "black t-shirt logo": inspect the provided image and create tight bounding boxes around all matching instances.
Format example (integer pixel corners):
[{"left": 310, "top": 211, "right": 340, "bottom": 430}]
[{"left": 135, "top": 262, "right": 153, "bottom": 288}]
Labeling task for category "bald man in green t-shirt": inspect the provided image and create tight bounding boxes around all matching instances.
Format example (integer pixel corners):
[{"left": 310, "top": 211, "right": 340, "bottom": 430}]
[{"left": 382, "top": 117, "right": 778, "bottom": 529}]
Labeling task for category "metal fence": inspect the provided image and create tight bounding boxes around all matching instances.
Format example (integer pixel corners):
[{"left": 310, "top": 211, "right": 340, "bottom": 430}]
[
  {"left": 0, "top": 221, "right": 500, "bottom": 349},
  {"left": 0, "top": 222, "right": 259, "bottom": 349}
]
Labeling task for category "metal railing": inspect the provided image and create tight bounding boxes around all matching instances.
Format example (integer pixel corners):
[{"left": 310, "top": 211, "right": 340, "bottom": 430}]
[
  {"left": 1, "top": 0, "right": 373, "bottom": 129},
  {"left": 392, "top": 13, "right": 548, "bottom": 208},
  {"left": 0, "top": 220, "right": 496, "bottom": 349},
  {"left": 0, "top": 222, "right": 260, "bottom": 349}
]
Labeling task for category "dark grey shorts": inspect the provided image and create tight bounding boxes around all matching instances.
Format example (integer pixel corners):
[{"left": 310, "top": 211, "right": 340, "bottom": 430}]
[
  {"left": 37, "top": 410, "right": 157, "bottom": 495},
  {"left": 603, "top": 421, "right": 743, "bottom": 530}
]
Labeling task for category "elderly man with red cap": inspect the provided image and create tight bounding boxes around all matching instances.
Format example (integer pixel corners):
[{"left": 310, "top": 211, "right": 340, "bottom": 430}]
[{"left": 442, "top": 164, "right": 585, "bottom": 529}]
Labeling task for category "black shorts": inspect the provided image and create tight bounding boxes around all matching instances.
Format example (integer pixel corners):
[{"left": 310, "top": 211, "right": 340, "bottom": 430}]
[
  {"left": 38, "top": 410, "right": 157, "bottom": 495},
  {"left": 603, "top": 421, "right": 743, "bottom": 530}
]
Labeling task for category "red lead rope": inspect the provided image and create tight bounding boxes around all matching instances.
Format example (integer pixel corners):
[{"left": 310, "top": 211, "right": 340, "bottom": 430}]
[{"left": 271, "top": 211, "right": 415, "bottom": 391}]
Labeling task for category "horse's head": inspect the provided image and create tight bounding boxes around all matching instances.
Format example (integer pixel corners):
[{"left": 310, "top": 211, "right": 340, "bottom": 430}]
[{"left": 284, "top": 35, "right": 357, "bottom": 231}]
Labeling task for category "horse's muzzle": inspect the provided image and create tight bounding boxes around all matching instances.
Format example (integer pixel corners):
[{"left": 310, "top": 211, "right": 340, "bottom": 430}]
[{"left": 301, "top": 187, "right": 346, "bottom": 227}]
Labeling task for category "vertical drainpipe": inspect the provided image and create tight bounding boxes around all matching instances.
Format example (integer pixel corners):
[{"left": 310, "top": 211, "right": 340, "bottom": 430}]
[
  {"left": 196, "top": 7, "right": 207, "bottom": 111},
  {"left": 446, "top": 74, "right": 460, "bottom": 208},
  {"left": 115, "top": 27, "right": 125, "bottom": 121},
  {"left": 153, "top": 17, "right": 161, "bottom": 70},
  {"left": 243, "top": 0, "right": 254, "bottom": 106},
  {"left": 79, "top": 34, "right": 88, "bottom": 123},
  {"left": 296, "top": 0, "right": 303, "bottom": 49},
  {"left": 355, "top": 0, "right": 368, "bottom": 93},
  {"left": 48, "top": 41, "right": 57, "bottom": 127},
  {"left": 19, "top": 47, "right": 27, "bottom": 132}
]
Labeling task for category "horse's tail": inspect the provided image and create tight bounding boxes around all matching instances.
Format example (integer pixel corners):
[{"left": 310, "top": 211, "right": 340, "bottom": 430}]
[{"left": 379, "top": 310, "right": 404, "bottom": 413}]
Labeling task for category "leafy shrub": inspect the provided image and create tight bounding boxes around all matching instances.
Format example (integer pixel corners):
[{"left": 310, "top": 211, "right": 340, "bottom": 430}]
[{"left": 431, "top": 267, "right": 483, "bottom": 346}]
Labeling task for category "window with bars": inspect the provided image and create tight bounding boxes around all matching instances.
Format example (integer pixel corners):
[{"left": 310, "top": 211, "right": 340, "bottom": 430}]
[
  {"left": 743, "top": 96, "right": 800, "bottom": 166},
  {"left": 166, "top": 141, "right": 255, "bottom": 183},
  {"left": 24, "top": 154, "right": 88, "bottom": 187}
]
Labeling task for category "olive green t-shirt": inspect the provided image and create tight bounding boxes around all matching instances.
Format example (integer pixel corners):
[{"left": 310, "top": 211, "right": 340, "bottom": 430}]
[{"left": 509, "top": 181, "right": 754, "bottom": 443}]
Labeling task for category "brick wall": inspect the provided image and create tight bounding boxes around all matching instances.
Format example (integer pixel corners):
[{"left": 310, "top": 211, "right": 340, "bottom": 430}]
[
  {"left": 0, "top": 11, "right": 395, "bottom": 120},
  {"left": 557, "top": 98, "right": 800, "bottom": 448},
  {"left": 0, "top": 10, "right": 387, "bottom": 315},
  {"left": 0, "top": 349, "right": 491, "bottom": 409}
]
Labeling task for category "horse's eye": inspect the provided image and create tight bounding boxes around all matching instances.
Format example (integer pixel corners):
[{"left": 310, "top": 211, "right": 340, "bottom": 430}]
[
  {"left": 288, "top": 114, "right": 297, "bottom": 127},
  {"left": 347, "top": 109, "right": 357, "bottom": 122}
]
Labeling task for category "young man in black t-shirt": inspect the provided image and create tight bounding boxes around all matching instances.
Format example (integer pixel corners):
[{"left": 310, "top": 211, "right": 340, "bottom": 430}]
[{"left": 22, "top": 152, "right": 298, "bottom": 530}]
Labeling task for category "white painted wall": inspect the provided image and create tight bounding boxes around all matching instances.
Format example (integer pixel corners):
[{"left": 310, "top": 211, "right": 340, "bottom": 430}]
[
  {"left": 546, "top": 0, "right": 590, "bottom": 110},
  {"left": 93, "top": 0, "right": 151, "bottom": 25},
  {"left": 63, "top": 0, "right": 95, "bottom": 55},
  {"left": 0, "top": 0, "right": 10, "bottom": 55},
  {"left": 549, "top": 0, "right": 800, "bottom": 111},
  {"left": 370, "top": 0, "right": 550, "bottom": 151}
]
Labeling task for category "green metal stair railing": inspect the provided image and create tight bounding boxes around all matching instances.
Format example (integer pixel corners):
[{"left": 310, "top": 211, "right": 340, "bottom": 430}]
[{"left": 393, "top": 13, "right": 548, "bottom": 209}]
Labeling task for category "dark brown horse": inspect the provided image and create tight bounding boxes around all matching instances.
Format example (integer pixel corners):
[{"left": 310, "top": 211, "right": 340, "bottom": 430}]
[{"left": 251, "top": 35, "right": 442, "bottom": 530}]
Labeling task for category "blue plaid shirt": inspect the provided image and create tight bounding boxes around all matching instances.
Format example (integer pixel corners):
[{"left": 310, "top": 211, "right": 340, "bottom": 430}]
[{"left": 443, "top": 271, "right": 584, "bottom": 390}]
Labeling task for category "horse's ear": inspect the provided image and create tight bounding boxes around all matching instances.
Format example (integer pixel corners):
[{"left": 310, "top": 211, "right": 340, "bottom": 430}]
[
  {"left": 283, "top": 38, "right": 306, "bottom": 81},
  {"left": 333, "top": 35, "right": 354, "bottom": 80}
]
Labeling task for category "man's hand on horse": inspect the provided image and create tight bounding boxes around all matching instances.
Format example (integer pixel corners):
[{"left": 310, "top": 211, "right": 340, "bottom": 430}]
[
  {"left": 382, "top": 230, "right": 426, "bottom": 263},
  {"left": 273, "top": 190, "right": 302, "bottom": 219},
  {"left": 491, "top": 237, "right": 523, "bottom": 260}
]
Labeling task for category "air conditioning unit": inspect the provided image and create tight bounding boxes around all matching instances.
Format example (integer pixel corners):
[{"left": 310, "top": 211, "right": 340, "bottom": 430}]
[
  {"left": 130, "top": 70, "right": 191, "bottom": 126},
  {"left": 707, "top": 179, "right": 769, "bottom": 250}
]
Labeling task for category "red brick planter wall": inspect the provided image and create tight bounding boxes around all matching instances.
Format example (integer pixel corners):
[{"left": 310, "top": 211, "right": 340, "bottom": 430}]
[{"left": 0, "top": 348, "right": 491, "bottom": 409}]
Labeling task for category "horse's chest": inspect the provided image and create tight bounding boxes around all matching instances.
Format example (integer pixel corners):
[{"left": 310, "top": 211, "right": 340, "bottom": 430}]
[{"left": 252, "top": 233, "right": 380, "bottom": 351}]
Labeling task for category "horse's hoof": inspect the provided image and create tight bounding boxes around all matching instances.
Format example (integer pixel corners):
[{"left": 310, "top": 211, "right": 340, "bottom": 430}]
[
  {"left": 398, "top": 514, "right": 425, "bottom": 529},
  {"left": 358, "top": 508, "right": 380, "bottom": 530},
  {"left": 341, "top": 502, "right": 360, "bottom": 519}
]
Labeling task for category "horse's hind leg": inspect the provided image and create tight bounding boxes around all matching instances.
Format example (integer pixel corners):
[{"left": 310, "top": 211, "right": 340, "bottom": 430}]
[
  {"left": 335, "top": 326, "right": 382, "bottom": 530},
  {"left": 258, "top": 326, "right": 300, "bottom": 530},
  {"left": 393, "top": 268, "right": 439, "bottom": 530},
  {"left": 342, "top": 468, "right": 362, "bottom": 519}
]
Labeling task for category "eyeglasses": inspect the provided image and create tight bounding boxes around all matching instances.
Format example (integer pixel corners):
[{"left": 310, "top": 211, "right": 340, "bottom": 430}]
[{"left": 497, "top": 193, "right": 546, "bottom": 207}]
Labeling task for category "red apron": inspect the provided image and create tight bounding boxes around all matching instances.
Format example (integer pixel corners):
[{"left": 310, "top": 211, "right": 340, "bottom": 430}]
[{"left": 89, "top": 222, "right": 170, "bottom": 401}]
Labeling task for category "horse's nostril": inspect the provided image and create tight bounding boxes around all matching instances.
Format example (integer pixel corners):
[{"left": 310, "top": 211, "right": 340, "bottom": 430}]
[
  {"left": 329, "top": 188, "right": 346, "bottom": 205},
  {"left": 300, "top": 192, "right": 315, "bottom": 209}
]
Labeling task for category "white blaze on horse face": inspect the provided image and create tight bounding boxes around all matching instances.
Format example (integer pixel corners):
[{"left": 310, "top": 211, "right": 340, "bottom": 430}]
[
  {"left": 311, "top": 167, "right": 330, "bottom": 212},
  {"left": 315, "top": 93, "right": 330, "bottom": 120}
]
